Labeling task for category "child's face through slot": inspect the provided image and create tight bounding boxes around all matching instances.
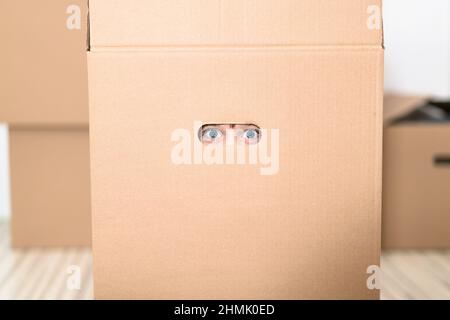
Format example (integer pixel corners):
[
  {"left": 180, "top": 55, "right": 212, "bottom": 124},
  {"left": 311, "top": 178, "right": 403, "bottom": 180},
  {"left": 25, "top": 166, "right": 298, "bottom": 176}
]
[{"left": 199, "top": 124, "right": 261, "bottom": 145}]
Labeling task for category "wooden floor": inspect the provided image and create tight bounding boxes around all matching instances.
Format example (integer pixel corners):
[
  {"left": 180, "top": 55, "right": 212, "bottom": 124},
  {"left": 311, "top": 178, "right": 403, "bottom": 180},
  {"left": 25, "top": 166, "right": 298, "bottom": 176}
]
[
  {"left": 381, "top": 251, "right": 450, "bottom": 300},
  {"left": 0, "top": 222, "right": 449, "bottom": 300},
  {"left": 0, "top": 222, "right": 93, "bottom": 300}
]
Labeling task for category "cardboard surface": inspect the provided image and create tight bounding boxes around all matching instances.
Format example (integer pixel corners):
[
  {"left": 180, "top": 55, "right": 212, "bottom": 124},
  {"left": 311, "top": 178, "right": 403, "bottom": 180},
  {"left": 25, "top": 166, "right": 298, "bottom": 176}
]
[
  {"left": 382, "top": 97, "right": 450, "bottom": 249},
  {"left": 89, "top": 0, "right": 383, "bottom": 47},
  {"left": 0, "top": 0, "right": 89, "bottom": 125},
  {"left": 88, "top": 0, "right": 384, "bottom": 299},
  {"left": 10, "top": 127, "right": 91, "bottom": 247}
]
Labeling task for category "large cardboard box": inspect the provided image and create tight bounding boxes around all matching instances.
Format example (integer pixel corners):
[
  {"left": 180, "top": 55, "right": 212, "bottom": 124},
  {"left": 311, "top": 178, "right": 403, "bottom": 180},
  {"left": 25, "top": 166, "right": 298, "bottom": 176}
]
[
  {"left": 0, "top": 1, "right": 91, "bottom": 247},
  {"left": 88, "top": 0, "right": 384, "bottom": 299},
  {"left": 383, "top": 95, "right": 450, "bottom": 248},
  {"left": 0, "top": 0, "right": 89, "bottom": 125},
  {"left": 8, "top": 125, "right": 91, "bottom": 248},
  {"left": 10, "top": 126, "right": 91, "bottom": 247}
]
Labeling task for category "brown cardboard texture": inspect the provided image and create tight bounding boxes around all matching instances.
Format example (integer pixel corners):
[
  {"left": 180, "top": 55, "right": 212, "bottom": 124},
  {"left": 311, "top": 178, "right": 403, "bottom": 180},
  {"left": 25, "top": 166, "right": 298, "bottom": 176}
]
[
  {"left": 382, "top": 96, "right": 450, "bottom": 249},
  {"left": 10, "top": 127, "right": 91, "bottom": 247},
  {"left": 88, "top": 0, "right": 384, "bottom": 299},
  {"left": 0, "top": 0, "right": 89, "bottom": 125}
]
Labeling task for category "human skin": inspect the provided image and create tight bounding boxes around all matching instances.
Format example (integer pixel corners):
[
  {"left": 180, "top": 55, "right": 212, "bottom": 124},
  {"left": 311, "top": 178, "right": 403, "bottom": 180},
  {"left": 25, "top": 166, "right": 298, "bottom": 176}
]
[{"left": 199, "top": 124, "right": 261, "bottom": 144}]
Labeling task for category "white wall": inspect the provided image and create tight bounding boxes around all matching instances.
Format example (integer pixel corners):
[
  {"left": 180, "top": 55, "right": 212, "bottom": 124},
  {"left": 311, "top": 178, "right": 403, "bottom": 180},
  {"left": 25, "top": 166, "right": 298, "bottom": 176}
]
[
  {"left": 0, "top": 124, "right": 10, "bottom": 221},
  {"left": 384, "top": 0, "right": 450, "bottom": 99}
]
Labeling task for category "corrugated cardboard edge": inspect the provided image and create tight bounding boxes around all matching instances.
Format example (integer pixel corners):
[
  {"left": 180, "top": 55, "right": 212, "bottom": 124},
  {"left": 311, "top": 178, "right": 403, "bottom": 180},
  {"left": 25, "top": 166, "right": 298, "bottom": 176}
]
[
  {"left": 87, "top": 0, "right": 91, "bottom": 51},
  {"left": 381, "top": 0, "right": 385, "bottom": 49}
]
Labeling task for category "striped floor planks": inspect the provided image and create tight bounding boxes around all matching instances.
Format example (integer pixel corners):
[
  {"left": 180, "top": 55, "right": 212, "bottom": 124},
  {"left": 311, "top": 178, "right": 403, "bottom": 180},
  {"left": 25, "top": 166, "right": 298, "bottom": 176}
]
[
  {"left": 0, "top": 222, "right": 93, "bottom": 300},
  {"left": 381, "top": 250, "right": 450, "bottom": 300},
  {"left": 0, "top": 221, "right": 449, "bottom": 300}
]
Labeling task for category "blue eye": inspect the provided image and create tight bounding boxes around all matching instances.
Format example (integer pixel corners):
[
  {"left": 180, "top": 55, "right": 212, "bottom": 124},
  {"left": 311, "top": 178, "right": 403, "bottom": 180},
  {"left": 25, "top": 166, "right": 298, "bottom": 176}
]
[
  {"left": 201, "top": 128, "right": 223, "bottom": 143},
  {"left": 246, "top": 130, "right": 256, "bottom": 139},
  {"left": 242, "top": 128, "right": 260, "bottom": 144}
]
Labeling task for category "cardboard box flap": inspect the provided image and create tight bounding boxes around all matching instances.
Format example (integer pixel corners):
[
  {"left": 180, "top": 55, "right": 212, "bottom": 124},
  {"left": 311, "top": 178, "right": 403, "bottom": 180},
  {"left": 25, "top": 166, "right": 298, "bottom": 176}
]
[
  {"left": 384, "top": 95, "right": 429, "bottom": 126},
  {"left": 88, "top": 0, "right": 383, "bottom": 48}
]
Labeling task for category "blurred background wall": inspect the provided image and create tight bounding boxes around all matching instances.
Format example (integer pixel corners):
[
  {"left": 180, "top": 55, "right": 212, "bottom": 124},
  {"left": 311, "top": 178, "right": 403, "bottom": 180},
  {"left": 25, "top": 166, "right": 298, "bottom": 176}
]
[{"left": 384, "top": 0, "right": 450, "bottom": 99}]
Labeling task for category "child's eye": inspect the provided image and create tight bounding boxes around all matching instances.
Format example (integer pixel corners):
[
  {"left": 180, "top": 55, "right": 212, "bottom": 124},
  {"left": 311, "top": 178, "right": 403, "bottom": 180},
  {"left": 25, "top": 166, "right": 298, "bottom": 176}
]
[
  {"left": 242, "top": 128, "right": 261, "bottom": 144},
  {"left": 201, "top": 128, "right": 223, "bottom": 143}
]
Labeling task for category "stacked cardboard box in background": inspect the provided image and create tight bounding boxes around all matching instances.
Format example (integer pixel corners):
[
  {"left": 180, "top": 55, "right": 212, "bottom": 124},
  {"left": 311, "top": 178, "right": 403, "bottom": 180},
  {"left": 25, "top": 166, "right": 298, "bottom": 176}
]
[
  {"left": 0, "top": 1, "right": 91, "bottom": 247},
  {"left": 383, "top": 1, "right": 450, "bottom": 249},
  {"left": 383, "top": 95, "right": 450, "bottom": 248}
]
